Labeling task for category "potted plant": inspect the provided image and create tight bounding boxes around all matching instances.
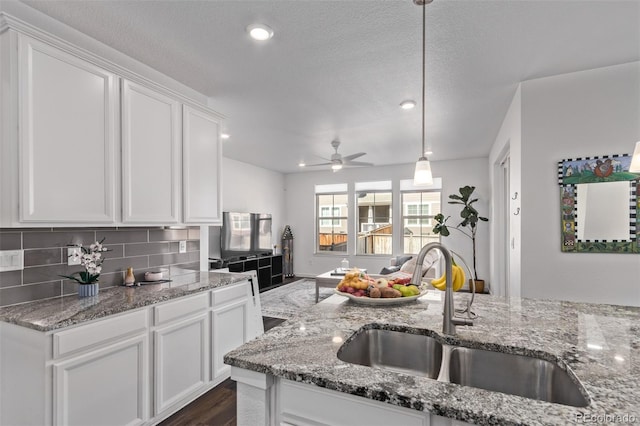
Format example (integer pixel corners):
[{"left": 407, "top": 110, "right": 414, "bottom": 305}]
[
  {"left": 433, "top": 185, "right": 488, "bottom": 292},
  {"left": 60, "top": 238, "right": 109, "bottom": 297}
]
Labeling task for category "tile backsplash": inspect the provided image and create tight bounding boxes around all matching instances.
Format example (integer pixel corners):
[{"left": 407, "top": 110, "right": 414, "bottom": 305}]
[{"left": 0, "top": 227, "right": 201, "bottom": 307}]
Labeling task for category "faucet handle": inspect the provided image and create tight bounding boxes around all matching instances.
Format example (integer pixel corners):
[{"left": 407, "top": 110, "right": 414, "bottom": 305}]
[{"left": 452, "top": 317, "right": 474, "bottom": 327}]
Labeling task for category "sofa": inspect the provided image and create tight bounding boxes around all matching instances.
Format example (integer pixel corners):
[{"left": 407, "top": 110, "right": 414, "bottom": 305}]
[{"left": 380, "top": 252, "right": 440, "bottom": 280}]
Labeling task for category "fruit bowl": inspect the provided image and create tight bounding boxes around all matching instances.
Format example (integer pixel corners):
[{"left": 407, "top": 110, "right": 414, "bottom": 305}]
[{"left": 334, "top": 288, "right": 428, "bottom": 305}]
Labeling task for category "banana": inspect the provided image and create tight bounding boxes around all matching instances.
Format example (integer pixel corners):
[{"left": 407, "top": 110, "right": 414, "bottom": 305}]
[
  {"left": 431, "top": 272, "right": 446, "bottom": 287},
  {"left": 432, "top": 265, "right": 465, "bottom": 292},
  {"left": 452, "top": 264, "right": 465, "bottom": 291}
]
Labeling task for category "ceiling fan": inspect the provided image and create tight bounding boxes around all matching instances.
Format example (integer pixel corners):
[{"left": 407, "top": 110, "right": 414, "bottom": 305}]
[{"left": 305, "top": 139, "right": 374, "bottom": 171}]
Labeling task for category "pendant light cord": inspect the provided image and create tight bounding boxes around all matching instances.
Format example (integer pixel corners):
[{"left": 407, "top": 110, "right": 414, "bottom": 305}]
[{"left": 421, "top": 1, "right": 426, "bottom": 159}]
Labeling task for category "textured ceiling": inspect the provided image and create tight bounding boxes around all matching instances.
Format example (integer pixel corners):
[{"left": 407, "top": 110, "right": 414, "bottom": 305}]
[{"left": 18, "top": 0, "right": 640, "bottom": 174}]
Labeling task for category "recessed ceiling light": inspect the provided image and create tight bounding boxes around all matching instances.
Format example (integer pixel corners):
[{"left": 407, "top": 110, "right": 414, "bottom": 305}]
[
  {"left": 400, "top": 100, "right": 416, "bottom": 110},
  {"left": 247, "top": 24, "right": 274, "bottom": 41},
  {"left": 424, "top": 148, "right": 433, "bottom": 155},
  {"left": 298, "top": 162, "right": 306, "bottom": 167},
  {"left": 221, "top": 133, "right": 230, "bottom": 140}
]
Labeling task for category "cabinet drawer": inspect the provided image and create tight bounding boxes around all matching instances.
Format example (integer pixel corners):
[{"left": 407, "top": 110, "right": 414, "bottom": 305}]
[
  {"left": 154, "top": 292, "right": 209, "bottom": 326},
  {"left": 53, "top": 309, "right": 148, "bottom": 358},
  {"left": 258, "top": 257, "right": 270, "bottom": 267},
  {"left": 212, "top": 282, "right": 247, "bottom": 306}
]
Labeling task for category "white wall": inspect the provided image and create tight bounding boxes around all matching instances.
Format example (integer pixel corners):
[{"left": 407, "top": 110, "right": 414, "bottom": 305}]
[
  {"left": 488, "top": 85, "right": 522, "bottom": 297},
  {"left": 209, "top": 157, "right": 286, "bottom": 258},
  {"left": 520, "top": 61, "right": 640, "bottom": 306},
  {"left": 284, "top": 160, "right": 490, "bottom": 279}
]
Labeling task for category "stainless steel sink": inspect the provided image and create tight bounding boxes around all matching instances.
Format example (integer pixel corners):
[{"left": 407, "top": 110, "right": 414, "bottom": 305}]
[
  {"left": 447, "top": 346, "right": 589, "bottom": 407},
  {"left": 337, "top": 329, "right": 443, "bottom": 379},
  {"left": 338, "top": 327, "right": 589, "bottom": 407}
]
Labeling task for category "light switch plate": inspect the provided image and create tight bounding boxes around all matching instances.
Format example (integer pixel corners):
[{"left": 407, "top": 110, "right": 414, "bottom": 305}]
[
  {"left": 0, "top": 250, "right": 24, "bottom": 272},
  {"left": 67, "top": 247, "right": 82, "bottom": 265},
  {"left": 179, "top": 241, "right": 187, "bottom": 253}
]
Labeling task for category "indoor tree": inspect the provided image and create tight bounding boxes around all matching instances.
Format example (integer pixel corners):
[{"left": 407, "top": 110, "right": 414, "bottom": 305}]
[{"left": 433, "top": 185, "right": 488, "bottom": 281}]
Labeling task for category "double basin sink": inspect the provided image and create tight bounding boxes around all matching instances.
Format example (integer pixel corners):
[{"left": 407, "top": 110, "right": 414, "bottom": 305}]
[{"left": 337, "top": 327, "right": 589, "bottom": 407}]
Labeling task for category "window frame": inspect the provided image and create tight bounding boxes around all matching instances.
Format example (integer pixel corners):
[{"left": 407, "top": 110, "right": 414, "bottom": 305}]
[{"left": 315, "top": 191, "right": 349, "bottom": 254}]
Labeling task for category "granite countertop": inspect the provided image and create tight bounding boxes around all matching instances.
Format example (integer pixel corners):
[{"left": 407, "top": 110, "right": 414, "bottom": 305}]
[
  {"left": 224, "top": 292, "right": 640, "bottom": 426},
  {"left": 0, "top": 270, "right": 249, "bottom": 332}
]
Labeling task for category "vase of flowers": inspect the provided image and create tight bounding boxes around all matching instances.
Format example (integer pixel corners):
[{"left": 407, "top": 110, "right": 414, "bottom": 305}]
[{"left": 60, "top": 239, "right": 109, "bottom": 297}]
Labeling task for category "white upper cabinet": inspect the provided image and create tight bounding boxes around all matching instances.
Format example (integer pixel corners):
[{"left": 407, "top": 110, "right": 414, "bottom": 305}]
[
  {"left": 0, "top": 20, "right": 225, "bottom": 227},
  {"left": 183, "top": 105, "right": 223, "bottom": 225},
  {"left": 18, "top": 35, "right": 117, "bottom": 223},
  {"left": 122, "top": 80, "right": 181, "bottom": 224}
]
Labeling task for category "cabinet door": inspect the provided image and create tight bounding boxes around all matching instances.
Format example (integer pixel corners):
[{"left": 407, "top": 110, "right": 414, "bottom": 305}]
[
  {"left": 18, "top": 35, "right": 117, "bottom": 223},
  {"left": 154, "top": 312, "right": 209, "bottom": 415},
  {"left": 122, "top": 80, "right": 181, "bottom": 223},
  {"left": 212, "top": 298, "right": 248, "bottom": 382},
  {"left": 182, "top": 105, "right": 222, "bottom": 224},
  {"left": 53, "top": 334, "right": 149, "bottom": 426}
]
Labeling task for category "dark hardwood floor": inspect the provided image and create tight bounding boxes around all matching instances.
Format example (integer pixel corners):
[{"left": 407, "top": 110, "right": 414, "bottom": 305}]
[{"left": 159, "top": 316, "right": 286, "bottom": 426}]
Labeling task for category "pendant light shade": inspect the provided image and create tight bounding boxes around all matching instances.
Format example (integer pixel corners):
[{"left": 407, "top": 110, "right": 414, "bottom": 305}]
[
  {"left": 414, "top": 157, "right": 433, "bottom": 185},
  {"left": 630, "top": 141, "right": 640, "bottom": 173},
  {"left": 412, "top": 0, "right": 434, "bottom": 186}
]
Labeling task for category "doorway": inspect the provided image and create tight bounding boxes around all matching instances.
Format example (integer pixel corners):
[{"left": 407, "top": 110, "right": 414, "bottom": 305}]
[{"left": 501, "top": 153, "right": 511, "bottom": 297}]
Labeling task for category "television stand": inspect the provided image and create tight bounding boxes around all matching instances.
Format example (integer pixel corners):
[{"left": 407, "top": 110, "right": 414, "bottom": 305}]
[{"left": 218, "top": 254, "right": 283, "bottom": 292}]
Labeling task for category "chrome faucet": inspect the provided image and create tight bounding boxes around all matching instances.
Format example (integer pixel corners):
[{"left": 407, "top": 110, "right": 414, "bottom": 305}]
[{"left": 411, "top": 242, "right": 474, "bottom": 335}]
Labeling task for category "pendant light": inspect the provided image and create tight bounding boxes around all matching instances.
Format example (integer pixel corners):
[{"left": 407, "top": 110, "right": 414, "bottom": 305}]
[
  {"left": 630, "top": 141, "right": 640, "bottom": 173},
  {"left": 413, "top": 0, "right": 434, "bottom": 186}
]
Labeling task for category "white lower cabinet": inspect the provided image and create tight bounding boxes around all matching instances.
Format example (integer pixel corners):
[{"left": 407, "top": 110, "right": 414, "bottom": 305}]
[
  {"left": 212, "top": 299, "right": 248, "bottom": 382},
  {"left": 154, "top": 312, "right": 209, "bottom": 415},
  {"left": 0, "top": 280, "right": 256, "bottom": 426},
  {"left": 211, "top": 282, "right": 250, "bottom": 383},
  {"left": 53, "top": 334, "right": 149, "bottom": 426},
  {"left": 232, "top": 369, "right": 475, "bottom": 426}
]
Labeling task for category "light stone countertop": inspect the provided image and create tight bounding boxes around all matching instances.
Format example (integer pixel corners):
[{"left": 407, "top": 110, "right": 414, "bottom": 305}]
[
  {"left": 0, "top": 270, "right": 249, "bottom": 332},
  {"left": 224, "top": 291, "right": 640, "bottom": 426}
]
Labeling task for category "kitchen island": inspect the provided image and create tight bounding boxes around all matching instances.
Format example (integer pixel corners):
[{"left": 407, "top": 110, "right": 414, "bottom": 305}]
[{"left": 224, "top": 291, "right": 639, "bottom": 425}]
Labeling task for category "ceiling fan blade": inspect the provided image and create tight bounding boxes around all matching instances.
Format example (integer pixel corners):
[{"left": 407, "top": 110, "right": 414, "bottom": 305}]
[
  {"left": 305, "top": 162, "right": 333, "bottom": 167},
  {"left": 345, "top": 161, "right": 374, "bottom": 167},
  {"left": 343, "top": 152, "right": 366, "bottom": 161}
]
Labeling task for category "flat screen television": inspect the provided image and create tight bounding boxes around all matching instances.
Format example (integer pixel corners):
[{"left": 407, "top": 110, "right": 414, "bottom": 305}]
[{"left": 221, "top": 212, "right": 272, "bottom": 260}]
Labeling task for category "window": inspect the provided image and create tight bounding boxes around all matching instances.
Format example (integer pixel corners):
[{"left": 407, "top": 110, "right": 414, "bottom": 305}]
[
  {"left": 316, "top": 184, "right": 348, "bottom": 253},
  {"left": 402, "top": 190, "right": 441, "bottom": 254},
  {"left": 356, "top": 181, "right": 392, "bottom": 255}
]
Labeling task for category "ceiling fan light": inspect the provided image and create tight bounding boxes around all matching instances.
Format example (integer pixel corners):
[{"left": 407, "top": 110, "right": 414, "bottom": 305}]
[
  {"left": 331, "top": 163, "right": 343, "bottom": 171},
  {"left": 298, "top": 162, "right": 306, "bottom": 167},
  {"left": 630, "top": 141, "right": 640, "bottom": 173},
  {"left": 413, "top": 157, "right": 433, "bottom": 185}
]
